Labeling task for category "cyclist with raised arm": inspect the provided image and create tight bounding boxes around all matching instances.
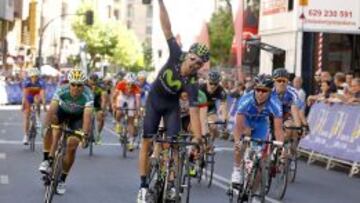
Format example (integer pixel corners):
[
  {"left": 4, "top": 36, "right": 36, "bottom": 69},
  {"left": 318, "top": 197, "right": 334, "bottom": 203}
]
[
  {"left": 112, "top": 72, "right": 141, "bottom": 151},
  {"left": 22, "top": 67, "right": 46, "bottom": 145},
  {"left": 38, "top": 69, "right": 93, "bottom": 195},
  {"left": 231, "top": 74, "right": 284, "bottom": 186},
  {"left": 137, "top": 1, "right": 209, "bottom": 202},
  {"left": 87, "top": 74, "right": 107, "bottom": 144}
]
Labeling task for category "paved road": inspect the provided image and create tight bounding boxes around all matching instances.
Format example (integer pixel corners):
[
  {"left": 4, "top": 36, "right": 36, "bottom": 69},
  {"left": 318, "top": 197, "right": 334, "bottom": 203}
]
[{"left": 0, "top": 107, "right": 359, "bottom": 203}]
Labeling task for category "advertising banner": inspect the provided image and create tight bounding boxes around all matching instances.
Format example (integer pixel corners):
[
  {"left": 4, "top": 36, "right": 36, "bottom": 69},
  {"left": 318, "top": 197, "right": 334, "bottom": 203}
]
[
  {"left": 261, "top": 0, "right": 288, "bottom": 16},
  {"left": 301, "top": 0, "right": 360, "bottom": 34},
  {"left": 300, "top": 103, "right": 360, "bottom": 162}
]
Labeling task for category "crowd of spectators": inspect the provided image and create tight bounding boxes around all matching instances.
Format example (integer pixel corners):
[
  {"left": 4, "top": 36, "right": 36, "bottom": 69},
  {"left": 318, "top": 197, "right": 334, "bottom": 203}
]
[{"left": 307, "top": 71, "right": 360, "bottom": 105}]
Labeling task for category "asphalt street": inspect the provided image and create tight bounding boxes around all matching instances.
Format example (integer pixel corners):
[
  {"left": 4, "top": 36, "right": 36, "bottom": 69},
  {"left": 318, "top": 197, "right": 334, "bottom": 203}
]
[{"left": 0, "top": 106, "right": 359, "bottom": 203}]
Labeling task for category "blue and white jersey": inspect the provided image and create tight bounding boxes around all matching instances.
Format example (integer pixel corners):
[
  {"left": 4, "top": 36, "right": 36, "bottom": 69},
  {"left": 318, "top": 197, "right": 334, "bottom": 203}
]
[
  {"left": 236, "top": 91, "right": 283, "bottom": 123},
  {"left": 235, "top": 91, "right": 282, "bottom": 140},
  {"left": 272, "top": 86, "right": 302, "bottom": 114}
]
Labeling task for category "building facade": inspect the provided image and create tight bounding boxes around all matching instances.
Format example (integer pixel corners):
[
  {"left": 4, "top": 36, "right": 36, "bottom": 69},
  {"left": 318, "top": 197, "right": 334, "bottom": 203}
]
[{"left": 258, "top": 0, "right": 360, "bottom": 93}]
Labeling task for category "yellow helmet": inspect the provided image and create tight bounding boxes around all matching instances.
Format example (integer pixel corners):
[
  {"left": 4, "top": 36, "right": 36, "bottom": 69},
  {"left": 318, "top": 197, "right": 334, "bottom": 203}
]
[{"left": 68, "top": 69, "right": 87, "bottom": 84}]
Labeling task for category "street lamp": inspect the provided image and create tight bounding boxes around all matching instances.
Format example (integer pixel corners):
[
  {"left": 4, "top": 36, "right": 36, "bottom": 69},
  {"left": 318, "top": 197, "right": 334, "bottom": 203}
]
[{"left": 35, "top": 11, "right": 94, "bottom": 68}]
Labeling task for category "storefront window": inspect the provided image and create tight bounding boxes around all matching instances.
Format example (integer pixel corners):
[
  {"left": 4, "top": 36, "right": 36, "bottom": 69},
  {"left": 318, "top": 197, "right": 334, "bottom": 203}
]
[{"left": 323, "top": 33, "right": 360, "bottom": 76}]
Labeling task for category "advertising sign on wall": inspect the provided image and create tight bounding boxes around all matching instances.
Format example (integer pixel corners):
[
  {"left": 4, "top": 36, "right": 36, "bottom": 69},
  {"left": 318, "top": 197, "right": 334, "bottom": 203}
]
[
  {"left": 301, "top": 0, "right": 360, "bottom": 34},
  {"left": 261, "top": 0, "right": 288, "bottom": 16}
]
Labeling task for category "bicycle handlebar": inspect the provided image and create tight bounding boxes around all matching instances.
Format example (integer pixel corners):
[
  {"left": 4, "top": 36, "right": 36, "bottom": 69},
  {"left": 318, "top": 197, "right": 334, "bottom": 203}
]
[
  {"left": 242, "top": 136, "right": 283, "bottom": 147},
  {"left": 51, "top": 125, "right": 85, "bottom": 138}
]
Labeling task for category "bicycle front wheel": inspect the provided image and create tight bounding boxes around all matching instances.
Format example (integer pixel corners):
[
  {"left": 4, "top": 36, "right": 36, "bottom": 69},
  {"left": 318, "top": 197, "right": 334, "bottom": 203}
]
[
  {"left": 273, "top": 158, "right": 289, "bottom": 200},
  {"left": 288, "top": 152, "right": 297, "bottom": 183}
]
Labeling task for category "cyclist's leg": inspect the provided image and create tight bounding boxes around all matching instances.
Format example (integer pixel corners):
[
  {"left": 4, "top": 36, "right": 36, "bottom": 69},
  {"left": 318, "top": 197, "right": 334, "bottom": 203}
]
[
  {"left": 22, "top": 96, "right": 32, "bottom": 143},
  {"left": 127, "top": 96, "right": 136, "bottom": 142},
  {"left": 96, "top": 110, "right": 104, "bottom": 134},
  {"left": 208, "top": 112, "right": 218, "bottom": 141},
  {"left": 199, "top": 106, "right": 208, "bottom": 136},
  {"left": 61, "top": 117, "right": 83, "bottom": 183},
  {"left": 139, "top": 98, "right": 162, "bottom": 188},
  {"left": 115, "top": 95, "right": 125, "bottom": 132}
]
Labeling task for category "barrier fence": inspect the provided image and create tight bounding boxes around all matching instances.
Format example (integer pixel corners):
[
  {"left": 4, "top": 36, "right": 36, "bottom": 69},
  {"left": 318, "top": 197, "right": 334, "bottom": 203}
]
[
  {"left": 2, "top": 83, "right": 57, "bottom": 105},
  {"left": 299, "top": 102, "right": 360, "bottom": 177}
]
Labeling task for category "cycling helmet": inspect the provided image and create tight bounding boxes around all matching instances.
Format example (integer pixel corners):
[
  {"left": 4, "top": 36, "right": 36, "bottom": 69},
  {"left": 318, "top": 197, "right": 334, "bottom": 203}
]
[
  {"left": 272, "top": 68, "right": 289, "bottom": 79},
  {"left": 28, "top": 67, "right": 40, "bottom": 77},
  {"left": 189, "top": 43, "right": 210, "bottom": 63},
  {"left": 208, "top": 70, "right": 221, "bottom": 84},
  {"left": 89, "top": 73, "right": 99, "bottom": 82},
  {"left": 137, "top": 71, "right": 147, "bottom": 79},
  {"left": 124, "top": 72, "right": 137, "bottom": 84},
  {"left": 68, "top": 69, "right": 87, "bottom": 84},
  {"left": 254, "top": 74, "right": 274, "bottom": 89}
]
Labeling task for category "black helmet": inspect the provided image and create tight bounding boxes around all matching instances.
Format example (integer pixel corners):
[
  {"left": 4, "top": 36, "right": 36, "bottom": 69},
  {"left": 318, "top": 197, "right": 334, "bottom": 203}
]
[
  {"left": 254, "top": 74, "right": 274, "bottom": 89},
  {"left": 208, "top": 70, "right": 221, "bottom": 84},
  {"left": 89, "top": 73, "right": 99, "bottom": 82},
  {"left": 272, "top": 68, "right": 289, "bottom": 79},
  {"left": 189, "top": 43, "right": 210, "bottom": 63}
]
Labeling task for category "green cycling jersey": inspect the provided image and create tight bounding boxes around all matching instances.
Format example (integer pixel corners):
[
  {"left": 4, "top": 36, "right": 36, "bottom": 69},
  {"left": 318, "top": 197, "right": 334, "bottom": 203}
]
[{"left": 52, "top": 84, "right": 94, "bottom": 115}]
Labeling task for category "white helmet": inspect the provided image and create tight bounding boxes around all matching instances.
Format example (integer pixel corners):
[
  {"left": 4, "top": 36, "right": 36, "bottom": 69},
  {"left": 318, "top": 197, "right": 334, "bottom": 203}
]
[
  {"left": 137, "top": 71, "right": 147, "bottom": 79},
  {"left": 28, "top": 67, "right": 40, "bottom": 77},
  {"left": 124, "top": 72, "right": 137, "bottom": 84},
  {"left": 68, "top": 69, "right": 87, "bottom": 84}
]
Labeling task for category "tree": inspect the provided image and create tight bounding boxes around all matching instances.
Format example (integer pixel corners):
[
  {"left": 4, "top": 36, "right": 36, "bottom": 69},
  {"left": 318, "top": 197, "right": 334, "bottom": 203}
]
[
  {"left": 72, "top": 2, "right": 144, "bottom": 72},
  {"left": 208, "top": 1, "right": 234, "bottom": 66},
  {"left": 142, "top": 42, "right": 154, "bottom": 71}
]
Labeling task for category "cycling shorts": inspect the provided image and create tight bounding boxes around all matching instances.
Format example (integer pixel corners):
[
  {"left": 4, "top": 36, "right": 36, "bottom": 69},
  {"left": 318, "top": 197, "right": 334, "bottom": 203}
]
[
  {"left": 116, "top": 94, "right": 136, "bottom": 116},
  {"left": 56, "top": 107, "right": 83, "bottom": 130},
  {"left": 143, "top": 91, "right": 180, "bottom": 139}
]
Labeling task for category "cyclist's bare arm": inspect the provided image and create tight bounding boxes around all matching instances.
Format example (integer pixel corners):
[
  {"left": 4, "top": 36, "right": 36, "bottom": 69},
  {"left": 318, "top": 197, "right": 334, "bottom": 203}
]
[
  {"left": 234, "top": 114, "right": 247, "bottom": 140},
  {"left": 273, "top": 117, "right": 285, "bottom": 142},
  {"left": 101, "top": 91, "right": 107, "bottom": 110},
  {"left": 83, "top": 107, "right": 93, "bottom": 135},
  {"left": 189, "top": 107, "right": 202, "bottom": 140},
  {"left": 44, "top": 101, "right": 59, "bottom": 127},
  {"left": 158, "top": 0, "right": 173, "bottom": 40},
  {"left": 291, "top": 105, "right": 302, "bottom": 127},
  {"left": 135, "top": 93, "right": 141, "bottom": 110},
  {"left": 219, "top": 101, "right": 228, "bottom": 121},
  {"left": 112, "top": 89, "right": 119, "bottom": 108}
]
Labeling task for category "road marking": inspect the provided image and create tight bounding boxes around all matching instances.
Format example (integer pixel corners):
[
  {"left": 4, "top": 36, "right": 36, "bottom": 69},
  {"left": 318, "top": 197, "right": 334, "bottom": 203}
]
[
  {"left": 0, "top": 175, "right": 9, "bottom": 184},
  {"left": 0, "top": 139, "right": 121, "bottom": 147},
  {"left": 0, "top": 153, "right": 6, "bottom": 159},
  {"left": 214, "top": 147, "right": 233, "bottom": 152},
  {"left": 0, "top": 122, "right": 22, "bottom": 126},
  {"left": 104, "top": 126, "right": 119, "bottom": 137},
  {"left": 0, "top": 105, "right": 21, "bottom": 110},
  {"left": 206, "top": 170, "right": 282, "bottom": 203}
]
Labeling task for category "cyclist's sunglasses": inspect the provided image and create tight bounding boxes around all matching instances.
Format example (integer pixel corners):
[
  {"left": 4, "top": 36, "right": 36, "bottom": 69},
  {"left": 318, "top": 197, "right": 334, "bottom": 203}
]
[
  {"left": 275, "top": 78, "right": 288, "bottom": 84},
  {"left": 209, "top": 82, "right": 218, "bottom": 86},
  {"left": 190, "top": 57, "right": 204, "bottom": 66},
  {"left": 70, "top": 83, "right": 84, "bottom": 88},
  {"left": 255, "top": 88, "right": 270, "bottom": 93}
]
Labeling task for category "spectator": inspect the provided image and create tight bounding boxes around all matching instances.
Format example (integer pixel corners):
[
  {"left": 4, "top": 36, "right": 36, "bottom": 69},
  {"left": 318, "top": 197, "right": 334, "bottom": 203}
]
[
  {"left": 321, "top": 71, "right": 337, "bottom": 93},
  {"left": 293, "top": 76, "right": 306, "bottom": 104},
  {"left": 333, "top": 72, "right": 348, "bottom": 96},
  {"left": 345, "top": 71, "right": 354, "bottom": 87},
  {"left": 346, "top": 77, "right": 360, "bottom": 104},
  {"left": 307, "top": 80, "right": 331, "bottom": 106},
  {"left": 229, "top": 81, "right": 245, "bottom": 99},
  {"left": 313, "top": 70, "right": 322, "bottom": 94},
  {"left": 244, "top": 78, "right": 255, "bottom": 93}
]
